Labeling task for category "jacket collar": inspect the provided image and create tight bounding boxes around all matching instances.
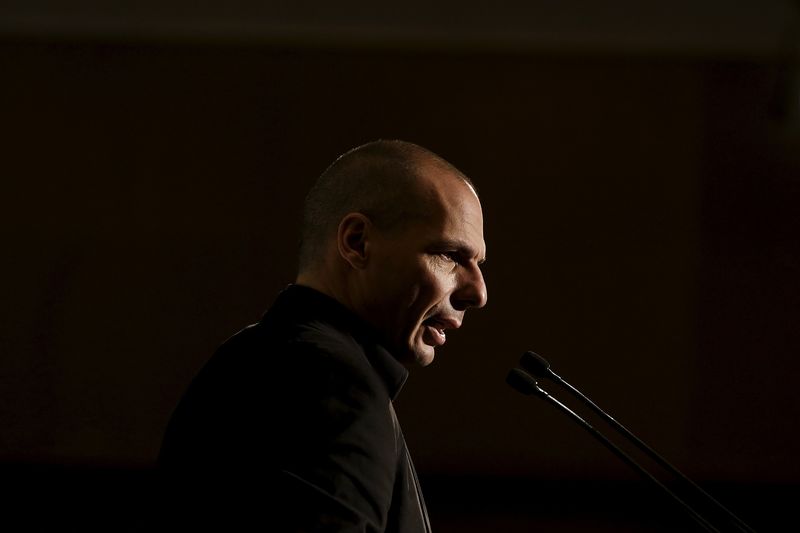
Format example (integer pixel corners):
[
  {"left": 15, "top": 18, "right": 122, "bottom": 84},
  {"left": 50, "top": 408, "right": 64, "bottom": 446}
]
[{"left": 263, "top": 284, "right": 409, "bottom": 401}]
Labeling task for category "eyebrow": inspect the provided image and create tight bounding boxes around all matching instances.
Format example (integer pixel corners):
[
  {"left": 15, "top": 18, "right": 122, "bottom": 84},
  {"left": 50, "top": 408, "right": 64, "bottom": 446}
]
[{"left": 435, "top": 239, "right": 487, "bottom": 265}]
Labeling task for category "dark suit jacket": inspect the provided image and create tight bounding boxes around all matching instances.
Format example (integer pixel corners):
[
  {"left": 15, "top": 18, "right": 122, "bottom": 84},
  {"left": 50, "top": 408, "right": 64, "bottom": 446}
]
[{"left": 159, "top": 285, "right": 431, "bottom": 532}]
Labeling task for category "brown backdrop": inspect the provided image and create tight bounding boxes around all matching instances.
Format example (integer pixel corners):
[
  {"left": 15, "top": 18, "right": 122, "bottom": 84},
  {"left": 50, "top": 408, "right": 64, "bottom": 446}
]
[{"left": 2, "top": 39, "right": 798, "bottom": 531}]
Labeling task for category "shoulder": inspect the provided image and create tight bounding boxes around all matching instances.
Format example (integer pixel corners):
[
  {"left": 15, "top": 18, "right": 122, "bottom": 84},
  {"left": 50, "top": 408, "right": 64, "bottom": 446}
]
[
  {"left": 159, "top": 316, "right": 401, "bottom": 530},
  {"left": 164, "top": 319, "right": 394, "bottom": 448},
  {"left": 209, "top": 318, "right": 386, "bottom": 396}
]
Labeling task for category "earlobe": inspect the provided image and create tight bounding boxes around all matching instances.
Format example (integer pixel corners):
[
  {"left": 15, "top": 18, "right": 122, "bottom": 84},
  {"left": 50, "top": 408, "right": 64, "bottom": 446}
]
[{"left": 337, "top": 213, "right": 371, "bottom": 269}]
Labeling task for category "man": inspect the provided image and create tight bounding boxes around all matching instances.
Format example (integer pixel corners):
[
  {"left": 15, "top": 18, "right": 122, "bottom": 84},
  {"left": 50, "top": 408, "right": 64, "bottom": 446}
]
[{"left": 159, "top": 140, "right": 487, "bottom": 532}]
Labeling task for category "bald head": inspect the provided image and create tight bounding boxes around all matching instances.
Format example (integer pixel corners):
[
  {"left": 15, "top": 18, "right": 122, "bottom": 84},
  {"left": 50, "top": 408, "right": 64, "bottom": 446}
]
[
  {"left": 298, "top": 140, "right": 473, "bottom": 272},
  {"left": 296, "top": 140, "right": 486, "bottom": 365}
]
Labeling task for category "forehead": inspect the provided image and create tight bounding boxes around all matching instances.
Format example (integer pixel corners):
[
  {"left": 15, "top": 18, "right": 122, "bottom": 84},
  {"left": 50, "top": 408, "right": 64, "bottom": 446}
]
[{"left": 414, "top": 166, "right": 486, "bottom": 257}]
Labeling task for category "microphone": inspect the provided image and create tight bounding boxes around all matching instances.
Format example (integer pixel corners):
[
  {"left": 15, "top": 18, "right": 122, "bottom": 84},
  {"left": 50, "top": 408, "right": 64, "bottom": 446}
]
[
  {"left": 505, "top": 367, "right": 547, "bottom": 398},
  {"left": 506, "top": 368, "right": 721, "bottom": 533},
  {"left": 519, "top": 351, "right": 756, "bottom": 533}
]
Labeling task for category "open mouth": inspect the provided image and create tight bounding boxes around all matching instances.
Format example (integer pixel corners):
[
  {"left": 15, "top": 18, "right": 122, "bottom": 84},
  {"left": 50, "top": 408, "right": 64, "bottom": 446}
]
[{"left": 422, "top": 318, "right": 448, "bottom": 346}]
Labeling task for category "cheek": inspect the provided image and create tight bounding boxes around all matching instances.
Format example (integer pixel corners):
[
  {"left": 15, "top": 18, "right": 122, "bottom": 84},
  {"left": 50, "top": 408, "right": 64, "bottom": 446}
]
[
  {"left": 375, "top": 261, "right": 430, "bottom": 314},
  {"left": 379, "top": 257, "right": 456, "bottom": 322},
  {"left": 417, "top": 263, "right": 457, "bottom": 304},
  {"left": 395, "top": 266, "right": 442, "bottom": 323}
]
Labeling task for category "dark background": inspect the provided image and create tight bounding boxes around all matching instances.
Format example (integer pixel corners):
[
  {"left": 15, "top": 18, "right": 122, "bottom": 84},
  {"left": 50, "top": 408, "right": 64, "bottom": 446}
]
[{"left": 2, "top": 2, "right": 799, "bottom": 531}]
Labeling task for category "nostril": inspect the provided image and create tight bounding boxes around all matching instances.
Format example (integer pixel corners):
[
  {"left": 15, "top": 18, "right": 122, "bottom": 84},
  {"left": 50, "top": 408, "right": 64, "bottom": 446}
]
[{"left": 452, "top": 289, "right": 485, "bottom": 310}]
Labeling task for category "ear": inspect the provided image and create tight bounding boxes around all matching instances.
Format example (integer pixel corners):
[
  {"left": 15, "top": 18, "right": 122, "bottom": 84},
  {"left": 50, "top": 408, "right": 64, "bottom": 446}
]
[{"left": 337, "top": 213, "right": 372, "bottom": 269}]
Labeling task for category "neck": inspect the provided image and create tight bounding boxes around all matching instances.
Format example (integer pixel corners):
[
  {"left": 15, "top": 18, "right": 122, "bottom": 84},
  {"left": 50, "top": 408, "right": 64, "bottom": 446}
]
[
  {"left": 295, "top": 271, "right": 332, "bottom": 298},
  {"left": 295, "top": 269, "right": 358, "bottom": 315}
]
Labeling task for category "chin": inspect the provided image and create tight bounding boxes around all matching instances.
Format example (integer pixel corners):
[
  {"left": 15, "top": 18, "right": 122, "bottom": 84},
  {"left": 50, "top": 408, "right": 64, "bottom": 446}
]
[
  {"left": 397, "top": 343, "right": 435, "bottom": 368},
  {"left": 417, "top": 355, "right": 435, "bottom": 367},
  {"left": 411, "top": 345, "right": 436, "bottom": 367}
]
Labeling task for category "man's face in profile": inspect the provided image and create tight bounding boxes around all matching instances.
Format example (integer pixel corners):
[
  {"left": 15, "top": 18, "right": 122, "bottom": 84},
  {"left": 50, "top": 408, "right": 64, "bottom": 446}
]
[{"left": 362, "top": 170, "right": 488, "bottom": 366}]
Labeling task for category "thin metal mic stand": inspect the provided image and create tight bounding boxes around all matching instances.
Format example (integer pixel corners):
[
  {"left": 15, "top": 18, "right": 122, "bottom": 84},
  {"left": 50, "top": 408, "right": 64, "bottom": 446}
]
[
  {"left": 520, "top": 351, "right": 756, "bottom": 533},
  {"left": 507, "top": 368, "right": 721, "bottom": 533}
]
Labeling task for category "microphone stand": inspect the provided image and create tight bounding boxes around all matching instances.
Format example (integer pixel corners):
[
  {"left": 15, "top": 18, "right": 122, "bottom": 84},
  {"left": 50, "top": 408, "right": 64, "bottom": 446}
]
[
  {"left": 507, "top": 369, "right": 721, "bottom": 533},
  {"left": 519, "top": 351, "right": 757, "bottom": 533}
]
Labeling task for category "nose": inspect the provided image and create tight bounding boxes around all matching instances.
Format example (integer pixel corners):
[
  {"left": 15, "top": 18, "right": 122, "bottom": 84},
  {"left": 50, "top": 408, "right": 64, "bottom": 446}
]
[{"left": 451, "top": 264, "right": 488, "bottom": 311}]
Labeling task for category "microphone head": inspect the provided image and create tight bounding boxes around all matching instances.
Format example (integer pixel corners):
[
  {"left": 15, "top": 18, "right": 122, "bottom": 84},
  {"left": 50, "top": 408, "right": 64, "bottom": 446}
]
[
  {"left": 506, "top": 368, "right": 547, "bottom": 399},
  {"left": 520, "top": 351, "right": 552, "bottom": 378}
]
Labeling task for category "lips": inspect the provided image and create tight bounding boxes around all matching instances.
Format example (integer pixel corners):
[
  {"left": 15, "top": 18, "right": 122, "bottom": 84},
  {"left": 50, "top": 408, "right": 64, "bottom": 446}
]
[{"left": 421, "top": 316, "right": 461, "bottom": 347}]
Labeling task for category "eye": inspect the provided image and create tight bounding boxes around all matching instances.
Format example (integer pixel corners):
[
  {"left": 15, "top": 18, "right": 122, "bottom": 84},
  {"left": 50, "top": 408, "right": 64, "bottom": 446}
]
[{"left": 437, "top": 252, "right": 467, "bottom": 268}]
